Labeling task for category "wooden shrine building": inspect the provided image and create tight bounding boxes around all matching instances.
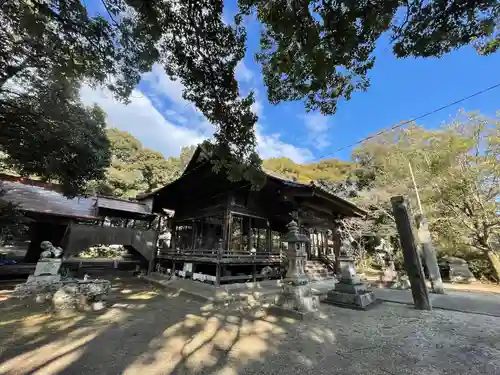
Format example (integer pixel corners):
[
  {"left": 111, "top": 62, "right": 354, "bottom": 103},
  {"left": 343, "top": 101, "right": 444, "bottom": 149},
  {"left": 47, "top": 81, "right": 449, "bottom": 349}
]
[{"left": 139, "top": 145, "right": 366, "bottom": 285}]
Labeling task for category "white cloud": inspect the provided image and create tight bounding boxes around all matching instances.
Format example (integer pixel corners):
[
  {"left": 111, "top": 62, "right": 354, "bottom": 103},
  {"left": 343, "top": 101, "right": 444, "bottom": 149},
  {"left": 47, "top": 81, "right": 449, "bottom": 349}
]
[
  {"left": 81, "top": 64, "right": 311, "bottom": 162},
  {"left": 80, "top": 85, "right": 205, "bottom": 157},
  {"left": 251, "top": 100, "right": 263, "bottom": 117},
  {"left": 143, "top": 64, "right": 189, "bottom": 108},
  {"left": 256, "top": 125, "right": 313, "bottom": 163},
  {"left": 235, "top": 61, "right": 254, "bottom": 83},
  {"left": 141, "top": 64, "right": 215, "bottom": 137},
  {"left": 302, "top": 113, "right": 331, "bottom": 149}
]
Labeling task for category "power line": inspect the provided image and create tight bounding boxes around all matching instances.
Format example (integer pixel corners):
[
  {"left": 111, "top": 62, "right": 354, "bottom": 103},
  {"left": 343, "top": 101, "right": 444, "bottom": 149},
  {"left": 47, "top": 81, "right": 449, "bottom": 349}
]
[{"left": 311, "top": 82, "right": 500, "bottom": 161}]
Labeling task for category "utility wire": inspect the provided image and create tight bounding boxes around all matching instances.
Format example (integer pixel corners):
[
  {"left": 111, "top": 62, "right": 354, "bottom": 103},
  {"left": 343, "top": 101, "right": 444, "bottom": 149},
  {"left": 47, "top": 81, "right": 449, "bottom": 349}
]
[
  {"left": 311, "top": 82, "right": 500, "bottom": 161},
  {"left": 149, "top": 82, "right": 500, "bottom": 199}
]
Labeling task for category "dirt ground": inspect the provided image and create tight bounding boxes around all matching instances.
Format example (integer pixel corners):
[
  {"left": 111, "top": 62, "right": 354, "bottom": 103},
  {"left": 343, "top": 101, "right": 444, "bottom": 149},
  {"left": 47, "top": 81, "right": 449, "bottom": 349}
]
[{"left": 1, "top": 276, "right": 500, "bottom": 375}]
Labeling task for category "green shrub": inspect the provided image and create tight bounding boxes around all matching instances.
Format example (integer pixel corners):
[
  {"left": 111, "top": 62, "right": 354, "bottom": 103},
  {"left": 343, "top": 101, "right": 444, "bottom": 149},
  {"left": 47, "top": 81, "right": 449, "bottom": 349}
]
[{"left": 79, "top": 245, "right": 125, "bottom": 259}]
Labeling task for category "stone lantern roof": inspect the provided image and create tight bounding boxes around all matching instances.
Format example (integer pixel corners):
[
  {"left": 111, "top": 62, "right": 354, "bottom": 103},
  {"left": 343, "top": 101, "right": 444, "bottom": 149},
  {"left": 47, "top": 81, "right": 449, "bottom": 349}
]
[{"left": 281, "top": 221, "right": 310, "bottom": 243}]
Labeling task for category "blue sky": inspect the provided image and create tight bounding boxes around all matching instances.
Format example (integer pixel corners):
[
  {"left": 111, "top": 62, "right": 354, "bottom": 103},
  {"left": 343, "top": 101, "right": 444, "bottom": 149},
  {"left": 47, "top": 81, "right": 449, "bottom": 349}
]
[{"left": 81, "top": 1, "right": 500, "bottom": 163}]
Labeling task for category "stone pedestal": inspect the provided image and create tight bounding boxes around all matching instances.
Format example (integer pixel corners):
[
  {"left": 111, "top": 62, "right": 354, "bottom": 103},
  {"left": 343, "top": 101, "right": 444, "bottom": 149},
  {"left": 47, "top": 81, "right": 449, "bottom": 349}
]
[
  {"left": 324, "top": 256, "right": 377, "bottom": 310},
  {"left": 52, "top": 280, "right": 111, "bottom": 311},
  {"left": 390, "top": 273, "right": 411, "bottom": 290},
  {"left": 269, "top": 220, "right": 319, "bottom": 319},
  {"left": 14, "top": 258, "right": 62, "bottom": 299},
  {"left": 446, "top": 257, "right": 476, "bottom": 283},
  {"left": 34, "top": 258, "right": 62, "bottom": 276},
  {"left": 273, "top": 283, "right": 319, "bottom": 315}
]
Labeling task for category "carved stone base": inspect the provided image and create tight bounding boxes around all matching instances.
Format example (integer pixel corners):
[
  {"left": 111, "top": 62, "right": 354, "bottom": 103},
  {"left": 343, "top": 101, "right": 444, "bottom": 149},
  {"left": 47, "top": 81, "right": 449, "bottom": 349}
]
[
  {"left": 324, "top": 289, "right": 376, "bottom": 310},
  {"left": 27, "top": 274, "right": 61, "bottom": 284},
  {"left": 268, "top": 283, "right": 319, "bottom": 320},
  {"left": 324, "top": 280, "right": 378, "bottom": 310},
  {"left": 334, "top": 282, "right": 369, "bottom": 294}
]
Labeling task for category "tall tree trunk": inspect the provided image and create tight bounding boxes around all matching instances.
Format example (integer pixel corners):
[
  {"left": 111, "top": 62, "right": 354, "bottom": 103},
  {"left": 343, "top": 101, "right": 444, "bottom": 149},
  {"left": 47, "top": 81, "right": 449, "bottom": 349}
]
[{"left": 486, "top": 249, "right": 500, "bottom": 283}]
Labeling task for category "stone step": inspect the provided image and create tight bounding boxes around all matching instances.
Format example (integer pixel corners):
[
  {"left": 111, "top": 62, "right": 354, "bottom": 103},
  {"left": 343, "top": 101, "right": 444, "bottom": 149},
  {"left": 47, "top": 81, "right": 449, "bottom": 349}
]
[{"left": 305, "top": 262, "right": 335, "bottom": 280}]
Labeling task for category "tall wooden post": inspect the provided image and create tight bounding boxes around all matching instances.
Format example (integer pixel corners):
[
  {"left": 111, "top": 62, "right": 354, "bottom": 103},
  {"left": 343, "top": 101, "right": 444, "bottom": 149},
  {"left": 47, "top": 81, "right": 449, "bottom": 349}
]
[
  {"left": 148, "top": 215, "right": 162, "bottom": 275},
  {"left": 391, "top": 196, "right": 431, "bottom": 310},
  {"left": 332, "top": 220, "right": 342, "bottom": 275},
  {"left": 247, "top": 217, "right": 253, "bottom": 251},
  {"left": 216, "top": 239, "right": 223, "bottom": 287}
]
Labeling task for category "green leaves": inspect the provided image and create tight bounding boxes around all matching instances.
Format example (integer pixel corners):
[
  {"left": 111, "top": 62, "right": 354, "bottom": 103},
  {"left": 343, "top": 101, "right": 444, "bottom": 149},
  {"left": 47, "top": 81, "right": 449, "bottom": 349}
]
[
  {"left": 92, "top": 129, "right": 200, "bottom": 198},
  {"left": 239, "top": 0, "right": 498, "bottom": 115},
  {"left": 353, "top": 111, "right": 500, "bottom": 276},
  {"left": 0, "top": 74, "right": 111, "bottom": 197}
]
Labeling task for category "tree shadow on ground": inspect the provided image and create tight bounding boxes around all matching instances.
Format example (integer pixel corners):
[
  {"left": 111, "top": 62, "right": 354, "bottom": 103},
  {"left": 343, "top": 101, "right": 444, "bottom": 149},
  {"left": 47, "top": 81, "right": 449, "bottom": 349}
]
[
  {"left": 2, "top": 276, "right": 500, "bottom": 375},
  {"left": 0, "top": 276, "right": 346, "bottom": 375}
]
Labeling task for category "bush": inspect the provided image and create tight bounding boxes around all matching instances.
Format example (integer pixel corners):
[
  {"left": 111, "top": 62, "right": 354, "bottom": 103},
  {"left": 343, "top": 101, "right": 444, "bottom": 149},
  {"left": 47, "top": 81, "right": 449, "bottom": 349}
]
[
  {"left": 465, "top": 256, "right": 497, "bottom": 282},
  {"left": 79, "top": 245, "right": 125, "bottom": 259}
]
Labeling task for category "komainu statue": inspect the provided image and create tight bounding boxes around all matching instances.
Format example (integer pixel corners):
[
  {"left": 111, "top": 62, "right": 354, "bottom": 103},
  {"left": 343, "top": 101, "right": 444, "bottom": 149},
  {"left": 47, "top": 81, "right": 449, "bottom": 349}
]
[{"left": 39, "top": 241, "right": 63, "bottom": 259}]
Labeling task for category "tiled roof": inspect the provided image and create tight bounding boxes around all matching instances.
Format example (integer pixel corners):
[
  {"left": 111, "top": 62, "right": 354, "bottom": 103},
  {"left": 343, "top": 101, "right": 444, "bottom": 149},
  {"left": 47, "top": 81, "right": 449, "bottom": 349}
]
[
  {"left": 0, "top": 180, "right": 98, "bottom": 219},
  {"left": 0, "top": 181, "right": 155, "bottom": 219}
]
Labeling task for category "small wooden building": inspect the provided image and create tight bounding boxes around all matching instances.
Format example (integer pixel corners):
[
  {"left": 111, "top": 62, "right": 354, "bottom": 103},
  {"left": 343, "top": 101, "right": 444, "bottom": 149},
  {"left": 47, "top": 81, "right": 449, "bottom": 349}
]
[
  {"left": 139, "top": 145, "right": 366, "bottom": 285},
  {"left": 0, "top": 177, "right": 157, "bottom": 263}
]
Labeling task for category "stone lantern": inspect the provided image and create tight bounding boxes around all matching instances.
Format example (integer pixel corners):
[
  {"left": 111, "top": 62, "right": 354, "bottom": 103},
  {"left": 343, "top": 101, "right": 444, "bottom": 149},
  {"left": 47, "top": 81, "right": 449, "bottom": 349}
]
[
  {"left": 272, "top": 220, "right": 319, "bottom": 316},
  {"left": 324, "top": 232, "right": 376, "bottom": 309}
]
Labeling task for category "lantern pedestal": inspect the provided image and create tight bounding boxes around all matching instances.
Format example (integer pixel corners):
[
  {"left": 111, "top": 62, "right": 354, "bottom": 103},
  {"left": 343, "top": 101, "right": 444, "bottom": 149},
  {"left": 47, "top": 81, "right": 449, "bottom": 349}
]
[
  {"left": 324, "top": 256, "right": 377, "bottom": 310},
  {"left": 267, "top": 221, "right": 319, "bottom": 320}
]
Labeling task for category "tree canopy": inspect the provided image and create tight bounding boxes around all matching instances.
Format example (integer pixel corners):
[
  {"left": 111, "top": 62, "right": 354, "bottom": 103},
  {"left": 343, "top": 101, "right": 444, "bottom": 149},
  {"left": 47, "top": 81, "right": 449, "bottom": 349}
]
[
  {"left": 1, "top": 0, "right": 497, "bottom": 192},
  {"left": 0, "top": 0, "right": 259, "bottom": 189},
  {"left": 238, "top": 0, "right": 499, "bottom": 114},
  {"left": 88, "top": 128, "right": 196, "bottom": 198},
  {"left": 0, "top": 73, "right": 111, "bottom": 196},
  {"left": 350, "top": 111, "right": 500, "bottom": 280}
]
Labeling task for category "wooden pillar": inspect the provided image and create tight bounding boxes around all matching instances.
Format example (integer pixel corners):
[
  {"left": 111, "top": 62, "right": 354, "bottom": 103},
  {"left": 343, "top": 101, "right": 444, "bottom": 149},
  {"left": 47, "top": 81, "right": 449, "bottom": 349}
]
[
  {"left": 320, "top": 231, "right": 325, "bottom": 257},
  {"left": 267, "top": 223, "right": 272, "bottom": 252},
  {"left": 170, "top": 222, "right": 177, "bottom": 250},
  {"left": 248, "top": 217, "right": 253, "bottom": 251},
  {"left": 216, "top": 239, "right": 223, "bottom": 286},
  {"left": 253, "top": 263, "right": 257, "bottom": 283},
  {"left": 216, "top": 263, "right": 221, "bottom": 286},
  {"left": 199, "top": 218, "right": 204, "bottom": 249},
  {"left": 147, "top": 215, "right": 162, "bottom": 274},
  {"left": 191, "top": 219, "right": 196, "bottom": 250},
  {"left": 391, "top": 196, "right": 431, "bottom": 310},
  {"left": 238, "top": 216, "right": 243, "bottom": 251},
  {"left": 332, "top": 221, "right": 341, "bottom": 275}
]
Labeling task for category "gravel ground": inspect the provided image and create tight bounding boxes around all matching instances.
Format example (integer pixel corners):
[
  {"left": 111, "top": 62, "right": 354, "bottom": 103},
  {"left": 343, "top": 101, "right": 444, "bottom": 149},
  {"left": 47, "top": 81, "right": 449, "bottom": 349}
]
[{"left": 1, "top": 277, "right": 500, "bottom": 375}]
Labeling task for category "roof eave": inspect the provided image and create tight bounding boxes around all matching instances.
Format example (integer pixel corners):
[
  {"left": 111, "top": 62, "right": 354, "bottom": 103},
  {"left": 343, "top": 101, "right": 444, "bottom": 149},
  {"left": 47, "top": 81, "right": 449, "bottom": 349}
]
[{"left": 311, "top": 188, "right": 367, "bottom": 218}]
